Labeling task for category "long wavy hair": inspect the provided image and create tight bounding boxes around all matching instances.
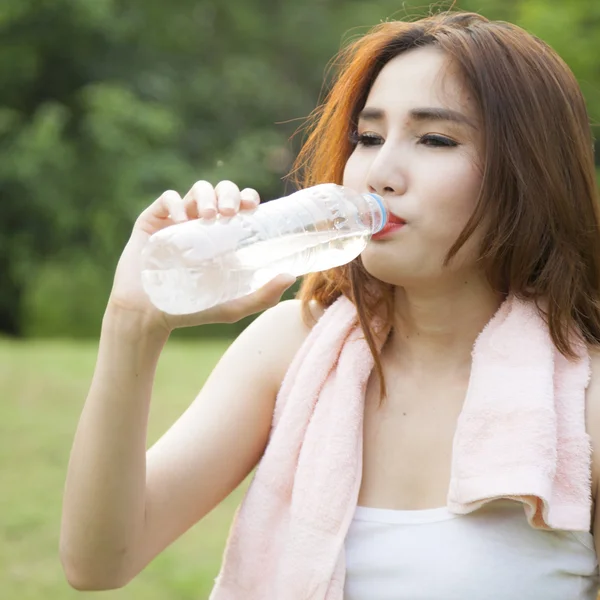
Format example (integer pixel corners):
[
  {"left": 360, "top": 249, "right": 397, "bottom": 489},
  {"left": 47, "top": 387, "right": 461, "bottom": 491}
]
[{"left": 290, "top": 10, "right": 600, "bottom": 399}]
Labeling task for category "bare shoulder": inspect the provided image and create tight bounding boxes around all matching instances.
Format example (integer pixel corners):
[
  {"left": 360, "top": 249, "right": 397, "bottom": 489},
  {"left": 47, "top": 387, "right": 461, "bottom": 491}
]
[{"left": 244, "top": 298, "right": 326, "bottom": 386}]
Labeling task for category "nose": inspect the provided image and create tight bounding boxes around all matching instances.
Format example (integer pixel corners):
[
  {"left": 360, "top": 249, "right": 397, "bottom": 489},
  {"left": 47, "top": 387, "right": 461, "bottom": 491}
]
[{"left": 365, "top": 145, "right": 407, "bottom": 198}]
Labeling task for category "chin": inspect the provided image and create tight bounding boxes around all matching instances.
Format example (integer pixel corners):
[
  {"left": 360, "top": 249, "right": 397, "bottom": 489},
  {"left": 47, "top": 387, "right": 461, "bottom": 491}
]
[{"left": 360, "top": 251, "right": 417, "bottom": 287}]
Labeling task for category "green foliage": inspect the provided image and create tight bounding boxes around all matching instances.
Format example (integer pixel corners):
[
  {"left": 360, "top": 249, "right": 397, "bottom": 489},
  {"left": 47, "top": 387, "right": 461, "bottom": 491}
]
[
  {"left": 21, "top": 256, "right": 112, "bottom": 338},
  {"left": 1, "top": 0, "right": 599, "bottom": 337}
]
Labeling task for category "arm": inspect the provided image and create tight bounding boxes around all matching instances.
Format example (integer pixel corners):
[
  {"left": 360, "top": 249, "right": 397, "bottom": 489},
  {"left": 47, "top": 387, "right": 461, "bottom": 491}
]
[{"left": 59, "top": 298, "right": 312, "bottom": 590}]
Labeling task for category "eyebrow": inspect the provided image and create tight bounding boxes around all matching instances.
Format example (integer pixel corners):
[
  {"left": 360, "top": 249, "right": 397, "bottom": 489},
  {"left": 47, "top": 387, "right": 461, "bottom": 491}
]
[{"left": 358, "top": 106, "right": 477, "bottom": 129}]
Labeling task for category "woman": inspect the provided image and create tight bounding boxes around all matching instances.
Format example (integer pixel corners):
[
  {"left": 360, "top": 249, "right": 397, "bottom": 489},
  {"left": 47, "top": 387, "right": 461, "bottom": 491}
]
[{"left": 60, "top": 10, "right": 600, "bottom": 599}]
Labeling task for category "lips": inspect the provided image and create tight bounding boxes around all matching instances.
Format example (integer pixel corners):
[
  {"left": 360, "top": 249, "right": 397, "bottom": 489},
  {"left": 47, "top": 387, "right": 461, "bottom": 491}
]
[
  {"left": 372, "top": 210, "right": 406, "bottom": 240},
  {"left": 386, "top": 212, "right": 406, "bottom": 226}
]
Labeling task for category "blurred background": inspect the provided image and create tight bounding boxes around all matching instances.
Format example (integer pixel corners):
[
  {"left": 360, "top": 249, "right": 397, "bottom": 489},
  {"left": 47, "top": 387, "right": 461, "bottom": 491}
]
[{"left": 1, "top": 0, "right": 599, "bottom": 598}]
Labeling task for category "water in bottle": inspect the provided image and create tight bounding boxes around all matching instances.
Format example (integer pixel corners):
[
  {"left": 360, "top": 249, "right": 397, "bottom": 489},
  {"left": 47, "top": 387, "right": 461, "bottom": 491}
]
[{"left": 141, "top": 183, "right": 387, "bottom": 315}]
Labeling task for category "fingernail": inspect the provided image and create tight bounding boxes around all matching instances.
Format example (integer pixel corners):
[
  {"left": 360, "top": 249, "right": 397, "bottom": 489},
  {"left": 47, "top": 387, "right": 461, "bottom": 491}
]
[
  {"left": 200, "top": 206, "right": 217, "bottom": 219},
  {"left": 220, "top": 196, "right": 235, "bottom": 211},
  {"left": 241, "top": 189, "right": 260, "bottom": 205},
  {"left": 172, "top": 209, "right": 187, "bottom": 223}
]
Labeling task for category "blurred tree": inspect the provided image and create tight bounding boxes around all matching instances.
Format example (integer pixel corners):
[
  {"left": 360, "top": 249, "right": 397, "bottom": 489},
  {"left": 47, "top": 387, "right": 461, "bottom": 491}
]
[{"left": 0, "top": 0, "right": 598, "bottom": 337}]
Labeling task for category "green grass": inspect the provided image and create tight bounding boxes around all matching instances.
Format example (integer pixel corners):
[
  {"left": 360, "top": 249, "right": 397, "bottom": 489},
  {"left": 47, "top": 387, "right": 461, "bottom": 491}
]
[
  {"left": 7, "top": 337, "right": 599, "bottom": 600},
  {"left": 0, "top": 337, "right": 248, "bottom": 599}
]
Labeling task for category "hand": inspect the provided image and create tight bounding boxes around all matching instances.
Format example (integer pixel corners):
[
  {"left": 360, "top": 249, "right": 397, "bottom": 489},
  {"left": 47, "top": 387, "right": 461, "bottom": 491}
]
[{"left": 106, "top": 180, "right": 297, "bottom": 334}]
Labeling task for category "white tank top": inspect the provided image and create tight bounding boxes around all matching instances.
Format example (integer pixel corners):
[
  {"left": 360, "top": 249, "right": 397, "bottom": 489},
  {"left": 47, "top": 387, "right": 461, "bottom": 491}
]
[{"left": 344, "top": 499, "right": 599, "bottom": 600}]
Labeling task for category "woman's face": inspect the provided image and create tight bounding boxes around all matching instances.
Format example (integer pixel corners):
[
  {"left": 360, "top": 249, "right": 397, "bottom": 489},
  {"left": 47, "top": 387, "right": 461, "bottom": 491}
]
[{"left": 343, "top": 46, "right": 484, "bottom": 288}]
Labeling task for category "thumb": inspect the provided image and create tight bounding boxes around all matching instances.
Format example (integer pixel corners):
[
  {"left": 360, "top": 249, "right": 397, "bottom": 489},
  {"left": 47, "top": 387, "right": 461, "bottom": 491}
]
[
  {"left": 225, "top": 272, "right": 298, "bottom": 318},
  {"left": 172, "top": 272, "right": 298, "bottom": 327},
  {"left": 256, "top": 273, "right": 298, "bottom": 305},
  {"left": 272, "top": 272, "right": 297, "bottom": 290}
]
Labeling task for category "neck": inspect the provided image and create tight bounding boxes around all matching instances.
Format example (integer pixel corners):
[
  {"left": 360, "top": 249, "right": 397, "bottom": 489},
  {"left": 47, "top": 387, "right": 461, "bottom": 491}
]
[{"left": 386, "top": 274, "right": 505, "bottom": 376}]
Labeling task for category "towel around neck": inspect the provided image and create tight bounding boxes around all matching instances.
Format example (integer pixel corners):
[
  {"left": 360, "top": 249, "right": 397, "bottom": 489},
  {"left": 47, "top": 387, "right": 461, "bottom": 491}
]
[{"left": 209, "top": 293, "right": 592, "bottom": 600}]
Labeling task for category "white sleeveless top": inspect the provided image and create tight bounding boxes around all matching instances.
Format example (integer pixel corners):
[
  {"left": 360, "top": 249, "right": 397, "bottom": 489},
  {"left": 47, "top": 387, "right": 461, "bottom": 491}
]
[{"left": 344, "top": 499, "right": 599, "bottom": 600}]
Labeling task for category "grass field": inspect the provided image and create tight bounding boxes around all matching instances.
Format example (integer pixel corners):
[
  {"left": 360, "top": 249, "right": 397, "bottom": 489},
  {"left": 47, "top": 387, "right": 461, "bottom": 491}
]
[{"left": 0, "top": 336, "right": 247, "bottom": 600}]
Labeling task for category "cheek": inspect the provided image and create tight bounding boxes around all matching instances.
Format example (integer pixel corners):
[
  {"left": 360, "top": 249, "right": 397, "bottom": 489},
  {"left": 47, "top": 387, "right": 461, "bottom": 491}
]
[
  {"left": 427, "top": 197, "right": 473, "bottom": 241},
  {"left": 422, "top": 162, "right": 481, "bottom": 237},
  {"left": 401, "top": 162, "right": 483, "bottom": 271},
  {"left": 342, "top": 152, "right": 368, "bottom": 188},
  {"left": 424, "top": 174, "right": 483, "bottom": 267}
]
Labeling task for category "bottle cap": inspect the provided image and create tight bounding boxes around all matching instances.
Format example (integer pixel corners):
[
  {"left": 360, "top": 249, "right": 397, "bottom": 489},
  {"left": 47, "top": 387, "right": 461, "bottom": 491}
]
[{"left": 365, "top": 193, "right": 387, "bottom": 233}]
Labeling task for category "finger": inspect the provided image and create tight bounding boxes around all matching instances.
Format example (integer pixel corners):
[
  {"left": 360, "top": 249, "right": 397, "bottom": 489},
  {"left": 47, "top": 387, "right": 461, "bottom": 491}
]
[
  {"left": 240, "top": 187, "right": 261, "bottom": 211},
  {"left": 217, "top": 273, "right": 297, "bottom": 323},
  {"left": 215, "top": 180, "right": 241, "bottom": 216},
  {"left": 163, "top": 190, "right": 187, "bottom": 223},
  {"left": 181, "top": 188, "right": 200, "bottom": 220},
  {"left": 138, "top": 190, "right": 184, "bottom": 224},
  {"left": 187, "top": 180, "right": 217, "bottom": 220},
  {"left": 268, "top": 272, "right": 297, "bottom": 292},
  {"left": 181, "top": 273, "right": 296, "bottom": 326}
]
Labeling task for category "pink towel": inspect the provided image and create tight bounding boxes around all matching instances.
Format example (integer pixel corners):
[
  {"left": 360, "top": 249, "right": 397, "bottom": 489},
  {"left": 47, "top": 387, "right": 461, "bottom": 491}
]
[{"left": 209, "top": 294, "right": 593, "bottom": 600}]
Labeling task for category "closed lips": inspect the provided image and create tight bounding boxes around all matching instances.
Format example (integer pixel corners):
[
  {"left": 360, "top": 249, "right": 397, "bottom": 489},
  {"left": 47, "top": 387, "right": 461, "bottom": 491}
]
[{"left": 387, "top": 213, "right": 406, "bottom": 225}]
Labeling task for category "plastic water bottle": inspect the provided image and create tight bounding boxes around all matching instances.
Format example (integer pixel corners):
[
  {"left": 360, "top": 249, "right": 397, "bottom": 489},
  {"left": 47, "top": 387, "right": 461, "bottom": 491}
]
[{"left": 140, "top": 183, "right": 387, "bottom": 315}]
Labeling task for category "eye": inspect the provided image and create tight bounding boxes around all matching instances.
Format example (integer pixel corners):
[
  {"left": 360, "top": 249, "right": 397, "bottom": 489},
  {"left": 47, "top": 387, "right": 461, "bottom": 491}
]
[
  {"left": 418, "top": 134, "right": 458, "bottom": 148},
  {"left": 349, "top": 130, "right": 384, "bottom": 147}
]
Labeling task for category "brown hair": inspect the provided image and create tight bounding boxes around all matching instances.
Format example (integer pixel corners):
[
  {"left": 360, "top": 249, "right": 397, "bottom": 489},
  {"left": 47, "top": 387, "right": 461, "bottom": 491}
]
[{"left": 289, "top": 10, "right": 600, "bottom": 399}]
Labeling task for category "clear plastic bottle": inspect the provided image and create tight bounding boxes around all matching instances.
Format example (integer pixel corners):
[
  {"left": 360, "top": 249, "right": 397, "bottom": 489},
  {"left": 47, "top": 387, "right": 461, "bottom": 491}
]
[{"left": 140, "top": 183, "right": 387, "bottom": 315}]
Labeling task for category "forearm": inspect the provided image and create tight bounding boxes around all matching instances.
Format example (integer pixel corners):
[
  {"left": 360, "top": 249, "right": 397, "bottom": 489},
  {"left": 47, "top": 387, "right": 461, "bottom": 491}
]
[{"left": 59, "top": 307, "right": 169, "bottom": 589}]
